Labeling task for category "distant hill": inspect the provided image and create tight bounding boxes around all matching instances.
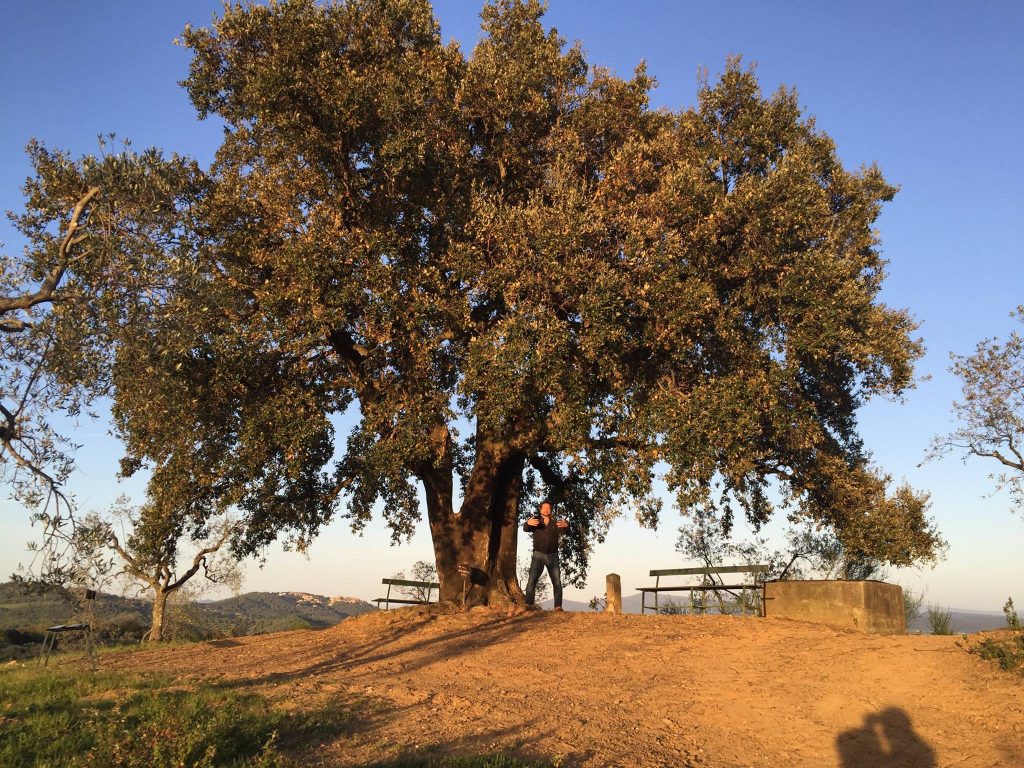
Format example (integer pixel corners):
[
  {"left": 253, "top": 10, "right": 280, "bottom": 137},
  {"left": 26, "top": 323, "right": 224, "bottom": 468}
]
[
  {"left": 546, "top": 592, "right": 1010, "bottom": 634},
  {"left": 4, "top": 579, "right": 1007, "bottom": 641},
  {"left": 907, "top": 609, "right": 1006, "bottom": 635},
  {"left": 541, "top": 592, "right": 681, "bottom": 614},
  {"left": 194, "top": 591, "right": 377, "bottom": 635},
  {"left": 0, "top": 582, "right": 376, "bottom": 657}
]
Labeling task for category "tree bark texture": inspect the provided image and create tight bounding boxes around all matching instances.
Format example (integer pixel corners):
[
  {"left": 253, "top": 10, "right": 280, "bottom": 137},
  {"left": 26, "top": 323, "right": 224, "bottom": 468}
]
[
  {"left": 422, "top": 435, "right": 526, "bottom": 607},
  {"left": 149, "top": 589, "right": 169, "bottom": 642}
]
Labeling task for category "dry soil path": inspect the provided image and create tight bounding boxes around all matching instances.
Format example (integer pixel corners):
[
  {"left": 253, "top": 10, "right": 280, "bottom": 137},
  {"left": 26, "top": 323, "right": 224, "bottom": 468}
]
[{"left": 101, "top": 607, "right": 1024, "bottom": 767}]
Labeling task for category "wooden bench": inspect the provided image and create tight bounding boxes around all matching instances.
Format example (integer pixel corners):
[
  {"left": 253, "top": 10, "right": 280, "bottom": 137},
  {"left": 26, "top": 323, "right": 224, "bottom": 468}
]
[
  {"left": 637, "top": 565, "right": 769, "bottom": 616},
  {"left": 374, "top": 578, "right": 440, "bottom": 610}
]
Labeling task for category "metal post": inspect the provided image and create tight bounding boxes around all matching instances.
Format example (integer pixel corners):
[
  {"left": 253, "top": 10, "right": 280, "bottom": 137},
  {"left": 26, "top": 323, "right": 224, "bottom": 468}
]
[{"left": 457, "top": 563, "right": 471, "bottom": 606}]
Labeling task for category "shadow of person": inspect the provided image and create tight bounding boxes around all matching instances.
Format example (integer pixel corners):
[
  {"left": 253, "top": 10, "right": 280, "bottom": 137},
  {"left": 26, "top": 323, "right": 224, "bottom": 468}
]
[{"left": 837, "top": 707, "right": 937, "bottom": 768}]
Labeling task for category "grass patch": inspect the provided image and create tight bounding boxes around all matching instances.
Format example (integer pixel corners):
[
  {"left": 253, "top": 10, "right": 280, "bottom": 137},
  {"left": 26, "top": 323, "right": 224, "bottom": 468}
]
[
  {"left": 971, "top": 632, "right": 1024, "bottom": 672},
  {"left": 0, "top": 666, "right": 359, "bottom": 767}
]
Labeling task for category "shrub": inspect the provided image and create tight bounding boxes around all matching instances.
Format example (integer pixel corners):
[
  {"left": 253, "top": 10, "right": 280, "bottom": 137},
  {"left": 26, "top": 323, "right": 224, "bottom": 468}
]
[
  {"left": 927, "top": 604, "right": 952, "bottom": 635},
  {"left": 1004, "top": 597, "right": 1020, "bottom": 630},
  {"left": 972, "top": 635, "right": 1024, "bottom": 672},
  {"left": 3, "top": 628, "right": 45, "bottom": 646},
  {"left": 901, "top": 587, "right": 925, "bottom": 627},
  {"left": 658, "top": 600, "right": 686, "bottom": 615}
]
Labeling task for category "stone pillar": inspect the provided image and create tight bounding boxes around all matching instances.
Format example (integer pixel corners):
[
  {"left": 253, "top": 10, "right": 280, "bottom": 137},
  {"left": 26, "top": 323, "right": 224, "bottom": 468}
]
[{"left": 606, "top": 573, "right": 622, "bottom": 614}]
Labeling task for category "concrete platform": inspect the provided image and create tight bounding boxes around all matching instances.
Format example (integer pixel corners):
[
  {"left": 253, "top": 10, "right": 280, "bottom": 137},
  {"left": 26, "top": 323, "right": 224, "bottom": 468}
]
[{"left": 763, "top": 579, "right": 906, "bottom": 634}]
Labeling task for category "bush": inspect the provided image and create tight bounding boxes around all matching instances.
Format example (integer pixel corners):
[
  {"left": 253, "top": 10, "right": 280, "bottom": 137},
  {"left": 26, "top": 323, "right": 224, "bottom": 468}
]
[
  {"left": 1004, "top": 597, "right": 1020, "bottom": 630},
  {"left": 927, "top": 604, "right": 952, "bottom": 635},
  {"left": 901, "top": 587, "right": 925, "bottom": 627},
  {"left": 96, "top": 613, "right": 150, "bottom": 644},
  {"left": 972, "top": 634, "right": 1024, "bottom": 672},
  {"left": 658, "top": 600, "right": 686, "bottom": 615},
  {"left": 3, "top": 628, "right": 45, "bottom": 646}
]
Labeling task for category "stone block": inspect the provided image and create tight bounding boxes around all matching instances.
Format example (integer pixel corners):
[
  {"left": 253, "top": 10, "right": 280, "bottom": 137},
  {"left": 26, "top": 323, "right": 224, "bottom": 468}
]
[{"left": 763, "top": 580, "right": 906, "bottom": 634}]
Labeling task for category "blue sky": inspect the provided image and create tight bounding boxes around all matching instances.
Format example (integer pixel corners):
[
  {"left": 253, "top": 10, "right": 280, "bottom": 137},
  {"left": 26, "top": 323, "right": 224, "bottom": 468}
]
[{"left": 1, "top": 1, "right": 1021, "bottom": 610}]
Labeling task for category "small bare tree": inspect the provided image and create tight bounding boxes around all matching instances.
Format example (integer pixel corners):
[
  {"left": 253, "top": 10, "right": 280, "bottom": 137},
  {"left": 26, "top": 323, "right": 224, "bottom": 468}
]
[
  {"left": 392, "top": 560, "right": 438, "bottom": 603},
  {"left": 676, "top": 508, "right": 920, "bottom": 612},
  {"left": 75, "top": 500, "right": 242, "bottom": 642},
  {"left": 928, "top": 306, "right": 1024, "bottom": 517}
]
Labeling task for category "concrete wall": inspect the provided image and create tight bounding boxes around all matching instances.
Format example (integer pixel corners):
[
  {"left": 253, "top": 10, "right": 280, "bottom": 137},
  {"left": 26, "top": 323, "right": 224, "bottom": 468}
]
[{"left": 763, "top": 580, "right": 906, "bottom": 634}]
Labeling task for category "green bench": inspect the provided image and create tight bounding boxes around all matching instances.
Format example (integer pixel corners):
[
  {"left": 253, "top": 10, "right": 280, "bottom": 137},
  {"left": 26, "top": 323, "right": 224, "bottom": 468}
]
[
  {"left": 637, "top": 565, "right": 769, "bottom": 615},
  {"left": 374, "top": 578, "right": 440, "bottom": 610}
]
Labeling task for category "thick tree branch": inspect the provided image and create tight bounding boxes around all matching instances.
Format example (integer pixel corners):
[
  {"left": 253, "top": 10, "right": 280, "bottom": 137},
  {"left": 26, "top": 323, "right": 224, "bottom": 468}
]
[
  {"left": 0, "top": 187, "right": 100, "bottom": 331},
  {"left": 166, "top": 521, "right": 238, "bottom": 592},
  {"left": 1, "top": 433, "right": 59, "bottom": 488},
  {"left": 970, "top": 447, "right": 1024, "bottom": 473},
  {"left": 528, "top": 453, "right": 565, "bottom": 489},
  {"left": 107, "top": 532, "right": 161, "bottom": 591}
]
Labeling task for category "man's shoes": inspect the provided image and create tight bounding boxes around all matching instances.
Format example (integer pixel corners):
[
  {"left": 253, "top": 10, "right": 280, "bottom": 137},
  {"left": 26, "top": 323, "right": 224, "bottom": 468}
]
[{"left": 554, "top": 606, "right": 564, "bottom": 612}]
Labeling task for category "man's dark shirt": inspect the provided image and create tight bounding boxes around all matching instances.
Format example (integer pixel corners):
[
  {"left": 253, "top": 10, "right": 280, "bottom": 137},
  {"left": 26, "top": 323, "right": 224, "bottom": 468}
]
[{"left": 523, "top": 518, "right": 560, "bottom": 554}]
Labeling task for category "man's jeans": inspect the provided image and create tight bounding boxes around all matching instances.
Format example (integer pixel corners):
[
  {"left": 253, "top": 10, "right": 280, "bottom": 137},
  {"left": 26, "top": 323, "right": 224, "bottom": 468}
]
[{"left": 525, "top": 551, "right": 563, "bottom": 607}]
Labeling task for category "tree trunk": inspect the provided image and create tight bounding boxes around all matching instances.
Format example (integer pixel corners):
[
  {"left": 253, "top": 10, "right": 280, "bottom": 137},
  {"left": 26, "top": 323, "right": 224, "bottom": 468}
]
[
  {"left": 149, "top": 588, "right": 169, "bottom": 642},
  {"left": 422, "top": 433, "right": 526, "bottom": 607}
]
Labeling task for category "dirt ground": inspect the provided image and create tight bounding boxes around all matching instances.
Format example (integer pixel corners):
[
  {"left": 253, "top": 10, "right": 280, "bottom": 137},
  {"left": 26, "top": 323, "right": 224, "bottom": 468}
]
[{"left": 98, "top": 606, "right": 1024, "bottom": 768}]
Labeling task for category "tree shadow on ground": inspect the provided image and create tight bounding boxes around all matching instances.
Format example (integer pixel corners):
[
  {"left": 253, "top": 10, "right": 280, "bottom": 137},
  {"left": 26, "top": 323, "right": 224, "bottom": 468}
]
[
  {"left": 214, "top": 610, "right": 543, "bottom": 690},
  {"left": 201, "top": 613, "right": 585, "bottom": 765},
  {"left": 352, "top": 720, "right": 593, "bottom": 767},
  {"left": 205, "top": 638, "right": 243, "bottom": 648},
  {"left": 836, "top": 707, "right": 936, "bottom": 768}
]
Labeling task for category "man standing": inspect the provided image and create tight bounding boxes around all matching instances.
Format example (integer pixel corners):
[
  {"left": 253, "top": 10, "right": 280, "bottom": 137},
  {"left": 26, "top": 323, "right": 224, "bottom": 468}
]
[{"left": 523, "top": 500, "right": 568, "bottom": 611}]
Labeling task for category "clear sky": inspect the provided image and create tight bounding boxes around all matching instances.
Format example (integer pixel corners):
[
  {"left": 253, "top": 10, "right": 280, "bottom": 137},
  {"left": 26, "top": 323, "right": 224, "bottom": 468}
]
[{"left": 1, "top": 1, "right": 1021, "bottom": 611}]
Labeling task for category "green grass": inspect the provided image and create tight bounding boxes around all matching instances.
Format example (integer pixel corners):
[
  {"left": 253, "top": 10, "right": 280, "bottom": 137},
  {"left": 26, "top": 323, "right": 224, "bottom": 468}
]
[
  {"left": 0, "top": 666, "right": 359, "bottom": 767},
  {"left": 971, "top": 632, "right": 1024, "bottom": 672},
  {"left": 2, "top": 658, "right": 562, "bottom": 768}
]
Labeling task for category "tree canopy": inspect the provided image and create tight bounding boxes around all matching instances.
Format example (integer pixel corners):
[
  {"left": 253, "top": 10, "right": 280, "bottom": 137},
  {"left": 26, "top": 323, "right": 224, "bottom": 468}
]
[
  {"left": 2, "top": 138, "right": 203, "bottom": 574},
  {"left": 929, "top": 306, "right": 1024, "bottom": 517},
  {"left": 13, "top": 0, "right": 942, "bottom": 604}
]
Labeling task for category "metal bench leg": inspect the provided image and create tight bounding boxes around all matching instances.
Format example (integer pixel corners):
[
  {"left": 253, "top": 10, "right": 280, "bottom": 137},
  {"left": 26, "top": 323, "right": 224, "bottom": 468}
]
[
  {"left": 37, "top": 631, "right": 51, "bottom": 668},
  {"left": 46, "top": 631, "right": 58, "bottom": 666},
  {"left": 40, "top": 631, "right": 58, "bottom": 668},
  {"left": 87, "top": 627, "right": 97, "bottom": 671}
]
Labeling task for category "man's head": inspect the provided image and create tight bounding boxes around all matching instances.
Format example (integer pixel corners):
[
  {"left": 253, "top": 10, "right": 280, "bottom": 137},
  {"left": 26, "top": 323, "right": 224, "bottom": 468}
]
[{"left": 539, "top": 500, "right": 553, "bottom": 520}]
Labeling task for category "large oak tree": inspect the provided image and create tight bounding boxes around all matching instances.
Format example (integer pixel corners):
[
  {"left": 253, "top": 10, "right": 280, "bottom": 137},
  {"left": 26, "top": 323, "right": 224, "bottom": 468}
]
[{"left": 25, "top": 0, "right": 941, "bottom": 605}]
